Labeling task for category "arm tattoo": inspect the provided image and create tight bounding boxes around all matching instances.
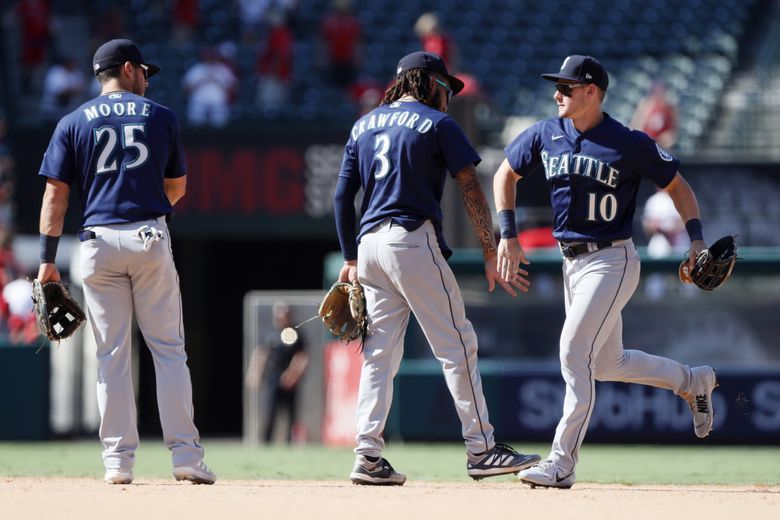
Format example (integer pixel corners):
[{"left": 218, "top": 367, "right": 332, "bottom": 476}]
[{"left": 456, "top": 168, "right": 497, "bottom": 258}]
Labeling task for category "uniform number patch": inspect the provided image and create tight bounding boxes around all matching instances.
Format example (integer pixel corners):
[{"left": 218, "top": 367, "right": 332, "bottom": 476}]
[
  {"left": 373, "top": 133, "right": 391, "bottom": 179},
  {"left": 94, "top": 123, "right": 149, "bottom": 175},
  {"left": 587, "top": 192, "right": 618, "bottom": 222}
]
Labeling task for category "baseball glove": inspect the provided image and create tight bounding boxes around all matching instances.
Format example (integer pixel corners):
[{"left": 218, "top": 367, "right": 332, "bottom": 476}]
[
  {"left": 31, "top": 280, "right": 87, "bottom": 342},
  {"left": 318, "top": 281, "right": 367, "bottom": 344},
  {"left": 679, "top": 235, "right": 737, "bottom": 291}
]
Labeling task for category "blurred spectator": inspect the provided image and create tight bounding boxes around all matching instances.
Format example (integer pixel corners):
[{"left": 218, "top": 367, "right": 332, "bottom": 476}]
[
  {"left": 182, "top": 47, "right": 238, "bottom": 127},
  {"left": 348, "top": 79, "right": 383, "bottom": 117},
  {"left": 90, "top": 5, "right": 127, "bottom": 50},
  {"left": 255, "top": 10, "right": 294, "bottom": 116},
  {"left": 17, "top": 0, "right": 51, "bottom": 92},
  {"left": 630, "top": 81, "right": 678, "bottom": 150},
  {"left": 320, "top": 0, "right": 361, "bottom": 89},
  {"left": 172, "top": 0, "right": 199, "bottom": 44},
  {"left": 3, "top": 274, "right": 38, "bottom": 345},
  {"left": 414, "top": 12, "right": 456, "bottom": 69},
  {"left": 41, "top": 56, "right": 87, "bottom": 122},
  {"left": 245, "top": 303, "right": 308, "bottom": 443},
  {"left": 447, "top": 71, "right": 486, "bottom": 143},
  {"left": 238, "top": 0, "right": 297, "bottom": 43},
  {"left": 642, "top": 188, "right": 687, "bottom": 258}
]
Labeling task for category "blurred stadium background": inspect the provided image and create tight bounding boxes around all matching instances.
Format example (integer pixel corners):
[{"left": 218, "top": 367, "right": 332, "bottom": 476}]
[{"left": 0, "top": 0, "right": 778, "bottom": 449}]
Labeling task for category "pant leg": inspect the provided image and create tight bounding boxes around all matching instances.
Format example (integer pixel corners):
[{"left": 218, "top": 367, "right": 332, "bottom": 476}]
[
  {"left": 262, "top": 382, "right": 280, "bottom": 443},
  {"left": 380, "top": 221, "right": 494, "bottom": 454},
  {"left": 550, "top": 243, "right": 640, "bottom": 473},
  {"left": 593, "top": 315, "right": 693, "bottom": 395},
  {"left": 124, "top": 220, "right": 204, "bottom": 467},
  {"left": 81, "top": 229, "right": 138, "bottom": 472},
  {"left": 353, "top": 225, "right": 410, "bottom": 457}
]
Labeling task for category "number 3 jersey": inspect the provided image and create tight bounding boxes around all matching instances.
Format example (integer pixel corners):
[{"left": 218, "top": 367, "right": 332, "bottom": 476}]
[
  {"left": 39, "top": 92, "right": 186, "bottom": 227},
  {"left": 338, "top": 100, "right": 480, "bottom": 259},
  {"left": 504, "top": 113, "right": 679, "bottom": 243}
]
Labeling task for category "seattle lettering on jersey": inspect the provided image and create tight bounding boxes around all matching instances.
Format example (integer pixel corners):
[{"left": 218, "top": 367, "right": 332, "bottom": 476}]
[
  {"left": 541, "top": 150, "right": 620, "bottom": 188},
  {"left": 83, "top": 95, "right": 151, "bottom": 122},
  {"left": 350, "top": 105, "right": 433, "bottom": 141}
]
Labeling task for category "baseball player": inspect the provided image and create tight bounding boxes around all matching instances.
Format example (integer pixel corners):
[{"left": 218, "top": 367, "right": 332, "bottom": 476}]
[
  {"left": 36, "top": 39, "right": 215, "bottom": 485},
  {"left": 334, "top": 51, "right": 540, "bottom": 485},
  {"left": 494, "top": 55, "right": 718, "bottom": 489}
]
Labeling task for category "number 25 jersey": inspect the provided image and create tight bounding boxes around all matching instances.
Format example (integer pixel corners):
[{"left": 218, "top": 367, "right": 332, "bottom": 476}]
[{"left": 39, "top": 91, "right": 186, "bottom": 228}]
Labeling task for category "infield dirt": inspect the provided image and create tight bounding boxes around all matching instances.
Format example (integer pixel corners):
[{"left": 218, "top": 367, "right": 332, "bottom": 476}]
[{"left": 1, "top": 478, "right": 778, "bottom": 520}]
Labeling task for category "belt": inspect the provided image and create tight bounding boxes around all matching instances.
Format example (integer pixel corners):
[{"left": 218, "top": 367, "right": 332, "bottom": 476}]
[
  {"left": 559, "top": 241, "right": 613, "bottom": 259},
  {"left": 78, "top": 230, "right": 97, "bottom": 242}
]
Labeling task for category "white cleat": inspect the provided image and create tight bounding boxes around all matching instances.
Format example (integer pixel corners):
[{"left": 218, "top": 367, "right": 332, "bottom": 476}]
[
  {"left": 687, "top": 366, "right": 718, "bottom": 438},
  {"left": 517, "top": 459, "right": 575, "bottom": 489},
  {"left": 173, "top": 460, "right": 217, "bottom": 485},
  {"left": 104, "top": 469, "right": 133, "bottom": 485}
]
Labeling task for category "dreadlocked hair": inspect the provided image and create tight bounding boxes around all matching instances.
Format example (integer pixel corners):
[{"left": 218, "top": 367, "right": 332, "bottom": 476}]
[{"left": 382, "top": 69, "right": 436, "bottom": 108}]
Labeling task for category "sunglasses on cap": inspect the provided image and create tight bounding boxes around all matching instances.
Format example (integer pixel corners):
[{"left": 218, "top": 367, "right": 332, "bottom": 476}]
[
  {"left": 435, "top": 78, "right": 453, "bottom": 100},
  {"left": 555, "top": 83, "right": 586, "bottom": 97},
  {"left": 135, "top": 63, "right": 149, "bottom": 79}
]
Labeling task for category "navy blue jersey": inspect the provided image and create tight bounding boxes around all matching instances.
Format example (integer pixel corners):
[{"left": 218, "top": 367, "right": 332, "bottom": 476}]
[
  {"left": 337, "top": 100, "right": 480, "bottom": 258},
  {"left": 39, "top": 91, "right": 186, "bottom": 227},
  {"left": 504, "top": 113, "right": 679, "bottom": 243}
]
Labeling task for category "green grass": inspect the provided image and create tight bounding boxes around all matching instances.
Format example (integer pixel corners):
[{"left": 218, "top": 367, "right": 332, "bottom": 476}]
[{"left": 0, "top": 440, "right": 778, "bottom": 485}]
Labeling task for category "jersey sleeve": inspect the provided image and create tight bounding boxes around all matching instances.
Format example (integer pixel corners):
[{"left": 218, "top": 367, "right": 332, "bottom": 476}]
[
  {"left": 504, "top": 123, "right": 543, "bottom": 177},
  {"left": 435, "top": 117, "right": 480, "bottom": 176},
  {"left": 334, "top": 139, "right": 362, "bottom": 260},
  {"left": 165, "top": 111, "right": 187, "bottom": 178},
  {"left": 38, "top": 121, "right": 76, "bottom": 185},
  {"left": 635, "top": 132, "right": 679, "bottom": 188}
]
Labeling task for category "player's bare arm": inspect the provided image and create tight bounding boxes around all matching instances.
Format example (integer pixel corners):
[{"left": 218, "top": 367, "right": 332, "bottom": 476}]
[
  {"left": 164, "top": 176, "right": 187, "bottom": 205},
  {"left": 455, "top": 164, "right": 496, "bottom": 258},
  {"left": 493, "top": 159, "right": 530, "bottom": 285},
  {"left": 456, "top": 164, "right": 529, "bottom": 296},
  {"left": 37, "top": 178, "right": 70, "bottom": 283},
  {"left": 663, "top": 172, "right": 706, "bottom": 268}
]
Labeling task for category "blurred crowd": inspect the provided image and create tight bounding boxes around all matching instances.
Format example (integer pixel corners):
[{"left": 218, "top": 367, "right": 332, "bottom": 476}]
[
  {"left": 5, "top": 1, "right": 486, "bottom": 131},
  {"left": 0, "top": 112, "right": 38, "bottom": 345}
]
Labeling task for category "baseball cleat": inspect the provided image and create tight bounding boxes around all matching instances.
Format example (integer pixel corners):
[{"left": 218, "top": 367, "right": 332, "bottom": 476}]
[
  {"left": 350, "top": 455, "right": 407, "bottom": 486},
  {"left": 687, "top": 366, "right": 718, "bottom": 438},
  {"left": 518, "top": 459, "right": 575, "bottom": 489},
  {"left": 104, "top": 469, "right": 133, "bottom": 485},
  {"left": 467, "top": 443, "right": 541, "bottom": 480},
  {"left": 173, "top": 460, "right": 217, "bottom": 484}
]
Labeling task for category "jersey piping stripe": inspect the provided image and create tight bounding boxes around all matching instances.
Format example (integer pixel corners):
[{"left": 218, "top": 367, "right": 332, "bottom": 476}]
[
  {"left": 569, "top": 245, "right": 628, "bottom": 467},
  {"left": 424, "top": 230, "right": 490, "bottom": 451}
]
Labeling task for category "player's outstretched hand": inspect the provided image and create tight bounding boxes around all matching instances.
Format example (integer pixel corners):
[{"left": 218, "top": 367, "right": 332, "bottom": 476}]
[
  {"left": 486, "top": 254, "right": 530, "bottom": 297},
  {"left": 497, "top": 237, "right": 531, "bottom": 283}
]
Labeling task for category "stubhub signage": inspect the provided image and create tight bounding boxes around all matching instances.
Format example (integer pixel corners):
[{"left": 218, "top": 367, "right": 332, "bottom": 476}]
[{"left": 391, "top": 365, "right": 780, "bottom": 444}]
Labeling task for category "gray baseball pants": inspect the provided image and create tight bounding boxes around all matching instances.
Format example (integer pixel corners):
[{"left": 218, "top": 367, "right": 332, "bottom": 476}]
[
  {"left": 551, "top": 240, "right": 697, "bottom": 474},
  {"left": 354, "top": 219, "right": 495, "bottom": 456},
  {"left": 80, "top": 216, "right": 203, "bottom": 472}
]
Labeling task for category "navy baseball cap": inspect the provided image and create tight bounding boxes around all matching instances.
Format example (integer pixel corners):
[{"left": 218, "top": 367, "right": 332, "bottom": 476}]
[
  {"left": 396, "top": 51, "right": 464, "bottom": 95},
  {"left": 542, "top": 55, "right": 609, "bottom": 91},
  {"left": 92, "top": 39, "right": 161, "bottom": 77}
]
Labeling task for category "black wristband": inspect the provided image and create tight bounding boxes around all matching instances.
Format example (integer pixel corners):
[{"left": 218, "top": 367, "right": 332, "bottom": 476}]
[
  {"left": 40, "top": 234, "right": 60, "bottom": 264},
  {"left": 498, "top": 210, "right": 517, "bottom": 239},
  {"left": 685, "top": 218, "right": 703, "bottom": 242}
]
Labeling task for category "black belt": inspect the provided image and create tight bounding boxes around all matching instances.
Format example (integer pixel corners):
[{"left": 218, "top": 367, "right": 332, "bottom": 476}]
[
  {"left": 78, "top": 230, "right": 97, "bottom": 242},
  {"left": 559, "top": 241, "right": 613, "bottom": 259}
]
